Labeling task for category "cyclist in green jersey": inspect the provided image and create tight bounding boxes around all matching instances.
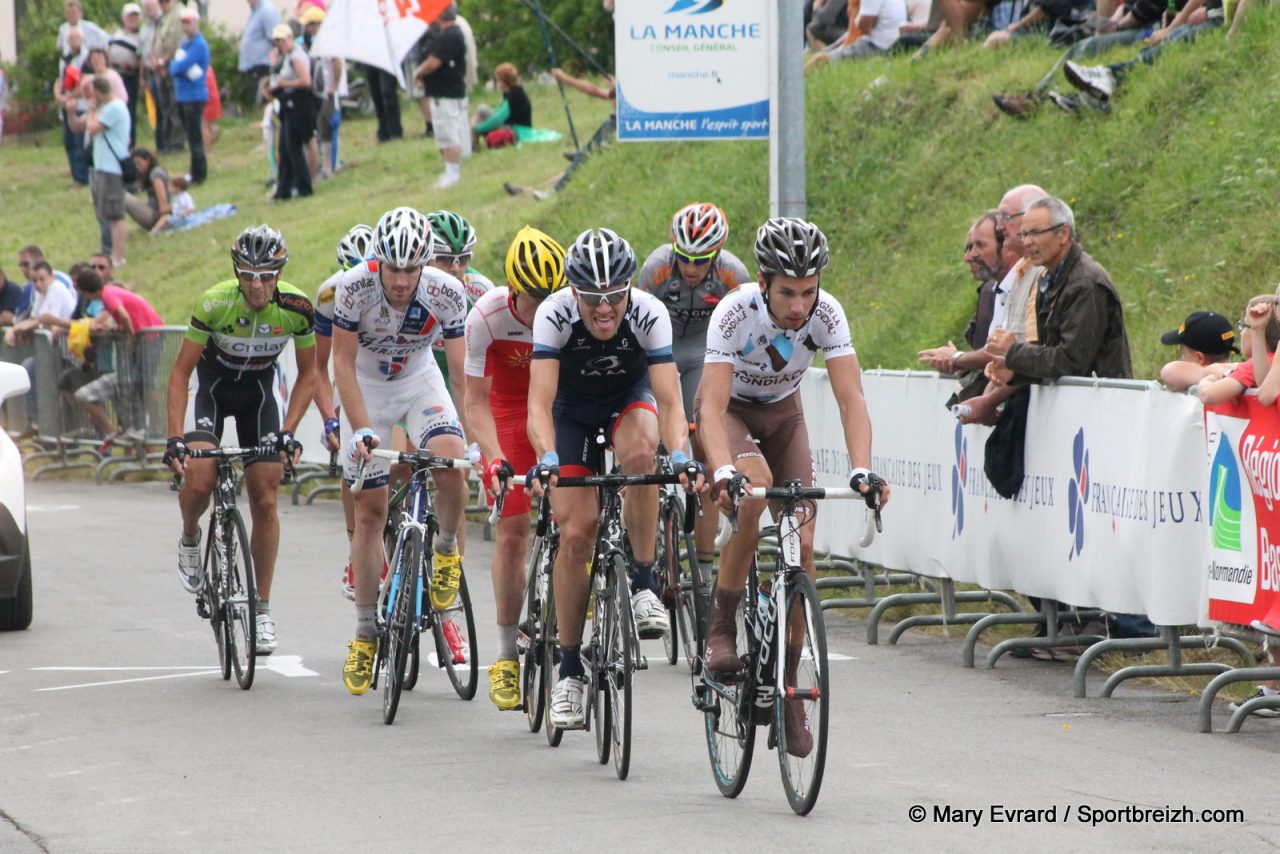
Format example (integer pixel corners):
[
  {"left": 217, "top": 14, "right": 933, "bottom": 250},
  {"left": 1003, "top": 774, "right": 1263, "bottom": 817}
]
[{"left": 163, "top": 225, "right": 319, "bottom": 656}]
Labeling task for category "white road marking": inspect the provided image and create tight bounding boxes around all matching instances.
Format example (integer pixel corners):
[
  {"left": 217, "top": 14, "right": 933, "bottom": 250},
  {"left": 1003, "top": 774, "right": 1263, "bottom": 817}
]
[
  {"left": 261, "top": 655, "right": 319, "bottom": 678},
  {"left": 26, "top": 504, "right": 80, "bottom": 512},
  {"left": 32, "top": 666, "right": 223, "bottom": 671},
  {"left": 35, "top": 670, "right": 220, "bottom": 692}
]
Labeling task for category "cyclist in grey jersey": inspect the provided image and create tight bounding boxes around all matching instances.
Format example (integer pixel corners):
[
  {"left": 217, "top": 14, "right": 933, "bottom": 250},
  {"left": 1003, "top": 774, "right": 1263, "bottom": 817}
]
[{"left": 635, "top": 202, "right": 749, "bottom": 561}]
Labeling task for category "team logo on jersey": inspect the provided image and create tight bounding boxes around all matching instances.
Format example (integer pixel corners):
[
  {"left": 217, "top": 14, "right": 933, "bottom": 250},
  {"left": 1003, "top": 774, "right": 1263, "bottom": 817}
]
[
  {"left": 237, "top": 317, "right": 249, "bottom": 326},
  {"left": 258, "top": 324, "right": 272, "bottom": 334},
  {"left": 408, "top": 305, "right": 423, "bottom": 320},
  {"left": 379, "top": 356, "right": 409, "bottom": 378}
]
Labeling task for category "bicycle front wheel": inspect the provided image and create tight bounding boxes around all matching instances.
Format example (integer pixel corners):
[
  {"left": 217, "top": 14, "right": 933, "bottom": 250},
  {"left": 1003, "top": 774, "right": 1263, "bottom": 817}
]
[
  {"left": 432, "top": 568, "right": 479, "bottom": 700},
  {"left": 673, "top": 512, "right": 705, "bottom": 672},
  {"left": 606, "top": 553, "right": 634, "bottom": 781},
  {"left": 775, "top": 572, "right": 829, "bottom": 816},
  {"left": 382, "top": 528, "right": 421, "bottom": 725},
  {"left": 703, "top": 576, "right": 755, "bottom": 798},
  {"left": 658, "top": 499, "right": 681, "bottom": 667},
  {"left": 523, "top": 534, "right": 552, "bottom": 733},
  {"left": 203, "top": 519, "right": 230, "bottom": 681},
  {"left": 222, "top": 510, "right": 256, "bottom": 691}
]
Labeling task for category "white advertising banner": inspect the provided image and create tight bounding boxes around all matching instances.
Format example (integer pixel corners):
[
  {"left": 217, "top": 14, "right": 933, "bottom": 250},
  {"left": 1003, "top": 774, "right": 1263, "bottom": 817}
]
[
  {"left": 802, "top": 371, "right": 1208, "bottom": 626},
  {"left": 614, "top": 0, "right": 770, "bottom": 141}
]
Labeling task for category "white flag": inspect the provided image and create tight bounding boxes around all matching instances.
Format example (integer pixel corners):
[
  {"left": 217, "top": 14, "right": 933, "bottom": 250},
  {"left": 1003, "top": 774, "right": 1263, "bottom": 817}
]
[{"left": 310, "top": 0, "right": 451, "bottom": 88}]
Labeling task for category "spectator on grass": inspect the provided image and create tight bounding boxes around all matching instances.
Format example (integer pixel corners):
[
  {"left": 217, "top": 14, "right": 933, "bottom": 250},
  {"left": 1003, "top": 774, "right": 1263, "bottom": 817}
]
[
  {"left": 807, "top": 0, "right": 851, "bottom": 50},
  {"left": 124, "top": 146, "right": 173, "bottom": 232},
  {"left": 86, "top": 47, "right": 129, "bottom": 104},
  {"left": 1059, "top": 0, "right": 1223, "bottom": 112},
  {"left": 58, "top": 0, "right": 108, "bottom": 54},
  {"left": 109, "top": 3, "right": 144, "bottom": 147},
  {"left": 1197, "top": 296, "right": 1280, "bottom": 404},
  {"left": 984, "top": 196, "right": 1132, "bottom": 385},
  {"left": 413, "top": 2, "right": 468, "bottom": 189},
  {"left": 0, "top": 266, "right": 22, "bottom": 326},
  {"left": 138, "top": 0, "right": 163, "bottom": 150},
  {"left": 991, "top": 0, "right": 1212, "bottom": 117},
  {"left": 69, "top": 77, "right": 132, "bottom": 267},
  {"left": 169, "top": 7, "right": 210, "bottom": 185},
  {"left": 239, "top": 0, "right": 282, "bottom": 99},
  {"left": 149, "top": 0, "right": 185, "bottom": 153},
  {"left": 806, "top": 0, "right": 909, "bottom": 71},
  {"left": 58, "top": 27, "right": 91, "bottom": 188},
  {"left": 303, "top": 8, "right": 345, "bottom": 179},
  {"left": 14, "top": 247, "right": 76, "bottom": 315},
  {"left": 268, "top": 23, "right": 314, "bottom": 200},
  {"left": 471, "top": 63, "right": 531, "bottom": 150},
  {"left": 982, "top": 0, "right": 1092, "bottom": 51},
  {"left": 1157, "top": 311, "right": 1237, "bottom": 392},
  {"left": 918, "top": 210, "right": 1009, "bottom": 378}
]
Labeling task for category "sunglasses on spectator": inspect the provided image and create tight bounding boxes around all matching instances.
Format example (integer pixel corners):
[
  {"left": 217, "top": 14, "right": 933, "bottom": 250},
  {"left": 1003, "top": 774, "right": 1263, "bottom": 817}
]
[
  {"left": 674, "top": 248, "right": 717, "bottom": 266},
  {"left": 235, "top": 267, "right": 280, "bottom": 284},
  {"left": 1017, "top": 224, "right": 1064, "bottom": 240},
  {"left": 575, "top": 286, "right": 630, "bottom": 307},
  {"left": 436, "top": 252, "right": 472, "bottom": 268}
]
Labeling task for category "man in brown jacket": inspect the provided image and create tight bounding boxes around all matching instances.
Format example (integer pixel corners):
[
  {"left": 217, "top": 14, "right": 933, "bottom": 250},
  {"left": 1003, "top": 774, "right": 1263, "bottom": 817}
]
[{"left": 984, "top": 196, "right": 1132, "bottom": 382}]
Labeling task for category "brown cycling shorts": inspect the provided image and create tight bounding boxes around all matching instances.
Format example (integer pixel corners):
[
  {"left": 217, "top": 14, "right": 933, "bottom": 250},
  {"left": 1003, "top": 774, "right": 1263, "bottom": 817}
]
[{"left": 695, "top": 391, "right": 815, "bottom": 500}]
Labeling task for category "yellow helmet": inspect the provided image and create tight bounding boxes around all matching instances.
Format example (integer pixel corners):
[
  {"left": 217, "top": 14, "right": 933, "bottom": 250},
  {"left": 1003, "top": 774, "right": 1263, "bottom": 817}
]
[{"left": 505, "top": 226, "right": 567, "bottom": 300}]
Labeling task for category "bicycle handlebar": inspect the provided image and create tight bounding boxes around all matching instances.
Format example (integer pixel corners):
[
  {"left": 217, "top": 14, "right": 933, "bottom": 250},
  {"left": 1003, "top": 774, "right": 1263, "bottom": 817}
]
[
  {"left": 349, "top": 445, "right": 474, "bottom": 494},
  {"left": 169, "top": 445, "right": 294, "bottom": 491}
]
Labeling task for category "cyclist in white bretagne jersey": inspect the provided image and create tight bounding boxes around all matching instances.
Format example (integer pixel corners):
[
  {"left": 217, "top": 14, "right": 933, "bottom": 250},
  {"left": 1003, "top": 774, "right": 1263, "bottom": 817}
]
[
  {"left": 635, "top": 202, "right": 750, "bottom": 564},
  {"left": 332, "top": 207, "right": 470, "bottom": 696},
  {"left": 464, "top": 226, "right": 568, "bottom": 711},
  {"left": 314, "top": 223, "right": 375, "bottom": 599},
  {"left": 698, "top": 217, "right": 890, "bottom": 756}
]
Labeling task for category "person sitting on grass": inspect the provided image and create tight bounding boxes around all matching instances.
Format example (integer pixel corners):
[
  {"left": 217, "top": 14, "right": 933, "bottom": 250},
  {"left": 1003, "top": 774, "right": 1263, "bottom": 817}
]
[
  {"left": 471, "top": 62, "right": 531, "bottom": 150},
  {"left": 1157, "top": 310, "right": 1237, "bottom": 392}
]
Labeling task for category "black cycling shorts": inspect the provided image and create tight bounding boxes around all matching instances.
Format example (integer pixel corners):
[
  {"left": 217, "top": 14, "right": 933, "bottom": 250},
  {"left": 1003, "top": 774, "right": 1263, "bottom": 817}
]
[
  {"left": 187, "top": 360, "right": 282, "bottom": 465},
  {"left": 553, "top": 379, "right": 657, "bottom": 475}
]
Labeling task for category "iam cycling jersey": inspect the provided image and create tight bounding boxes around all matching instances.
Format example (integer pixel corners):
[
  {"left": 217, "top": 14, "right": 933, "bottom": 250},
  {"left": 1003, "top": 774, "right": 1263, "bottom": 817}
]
[
  {"left": 331, "top": 260, "right": 466, "bottom": 383},
  {"left": 704, "top": 283, "right": 855, "bottom": 404},
  {"left": 531, "top": 287, "right": 674, "bottom": 401},
  {"left": 186, "top": 279, "right": 316, "bottom": 374}
]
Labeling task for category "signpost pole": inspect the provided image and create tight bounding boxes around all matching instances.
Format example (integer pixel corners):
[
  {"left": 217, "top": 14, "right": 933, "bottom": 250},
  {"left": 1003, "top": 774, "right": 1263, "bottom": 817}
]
[{"left": 769, "top": 0, "right": 805, "bottom": 218}]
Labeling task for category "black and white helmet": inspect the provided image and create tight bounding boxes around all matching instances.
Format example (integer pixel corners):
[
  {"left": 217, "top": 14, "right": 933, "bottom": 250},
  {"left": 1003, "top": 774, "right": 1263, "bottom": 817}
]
[
  {"left": 373, "top": 207, "right": 434, "bottom": 268},
  {"left": 753, "top": 217, "right": 829, "bottom": 279},
  {"left": 230, "top": 224, "right": 288, "bottom": 270},
  {"left": 565, "top": 228, "right": 637, "bottom": 290}
]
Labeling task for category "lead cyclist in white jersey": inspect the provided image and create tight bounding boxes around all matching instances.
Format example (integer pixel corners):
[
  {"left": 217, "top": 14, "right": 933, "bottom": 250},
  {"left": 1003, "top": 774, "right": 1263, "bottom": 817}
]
[
  {"left": 635, "top": 202, "right": 750, "bottom": 564},
  {"left": 697, "top": 217, "right": 890, "bottom": 756},
  {"left": 331, "top": 207, "right": 470, "bottom": 696}
]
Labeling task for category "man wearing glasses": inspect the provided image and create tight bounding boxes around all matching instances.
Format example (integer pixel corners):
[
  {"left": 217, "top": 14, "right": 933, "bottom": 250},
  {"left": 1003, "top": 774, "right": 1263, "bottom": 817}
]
[
  {"left": 163, "top": 224, "right": 317, "bottom": 656},
  {"left": 526, "top": 227, "right": 705, "bottom": 729},
  {"left": 636, "top": 202, "right": 749, "bottom": 564},
  {"left": 984, "top": 196, "right": 1132, "bottom": 384}
]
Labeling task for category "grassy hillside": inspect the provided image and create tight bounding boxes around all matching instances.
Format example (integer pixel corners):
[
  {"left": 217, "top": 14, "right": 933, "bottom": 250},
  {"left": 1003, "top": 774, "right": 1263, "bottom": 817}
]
[{"left": 3, "top": 8, "right": 1278, "bottom": 378}]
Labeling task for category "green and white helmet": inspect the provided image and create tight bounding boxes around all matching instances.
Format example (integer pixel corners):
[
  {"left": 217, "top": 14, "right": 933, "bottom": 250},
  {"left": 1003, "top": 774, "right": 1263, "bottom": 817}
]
[{"left": 426, "top": 210, "right": 478, "bottom": 255}]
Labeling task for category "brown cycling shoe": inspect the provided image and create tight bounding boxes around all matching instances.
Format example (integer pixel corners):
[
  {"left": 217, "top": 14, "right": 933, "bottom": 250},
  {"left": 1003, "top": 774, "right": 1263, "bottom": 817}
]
[
  {"left": 783, "top": 698, "right": 814, "bottom": 758},
  {"left": 704, "top": 589, "right": 744, "bottom": 674}
]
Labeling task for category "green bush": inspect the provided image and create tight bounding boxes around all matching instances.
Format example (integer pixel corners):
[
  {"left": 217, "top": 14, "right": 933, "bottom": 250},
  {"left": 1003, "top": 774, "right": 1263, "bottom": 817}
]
[{"left": 468, "top": 0, "right": 615, "bottom": 82}]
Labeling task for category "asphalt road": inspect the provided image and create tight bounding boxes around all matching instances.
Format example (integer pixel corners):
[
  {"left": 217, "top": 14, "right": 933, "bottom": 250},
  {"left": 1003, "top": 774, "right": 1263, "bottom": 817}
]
[{"left": 2, "top": 480, "right": 1280, "bottom": 853}]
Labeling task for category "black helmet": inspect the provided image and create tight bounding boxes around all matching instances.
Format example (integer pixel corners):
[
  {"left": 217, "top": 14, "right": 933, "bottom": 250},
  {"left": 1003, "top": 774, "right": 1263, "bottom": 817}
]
[
  {"left": 565, "top": 227, "right": 637, "bottom": 290},
  {"left": 231, "top": 224, "right": 288, "bottom": 271},
  {"left": 753, "top": 217, "right": 829, "bottom": 279}
]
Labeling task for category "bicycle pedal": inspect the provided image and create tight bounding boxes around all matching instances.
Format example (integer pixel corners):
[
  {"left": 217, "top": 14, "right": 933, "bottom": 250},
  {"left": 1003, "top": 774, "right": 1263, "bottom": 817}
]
[
  {"left": 635, "top": 654, "right": 648, "bottom": 671},
  {"left": 195, "top": 596, "right": 210, "bottom": 620}
]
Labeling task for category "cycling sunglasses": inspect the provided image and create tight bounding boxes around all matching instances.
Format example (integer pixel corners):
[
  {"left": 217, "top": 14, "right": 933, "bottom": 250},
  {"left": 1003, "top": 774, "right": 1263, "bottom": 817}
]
[
  {"left": 235, "top": 267, "right": 280, "bottom": 284},
  {"left": 436, "top": 252, "right": 472, "bottom": 268},
  {"left": 674, "top": 248, "right": 717, "bottom": 266},
  {"left": 575, "top": 286, "right": 630, "bottom": 307}
]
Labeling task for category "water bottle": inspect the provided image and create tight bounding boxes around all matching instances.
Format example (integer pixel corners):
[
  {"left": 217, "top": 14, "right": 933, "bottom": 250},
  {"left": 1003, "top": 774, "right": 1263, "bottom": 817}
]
[{"left": 951, "top": 404, "right": 972, "bottom": 420}]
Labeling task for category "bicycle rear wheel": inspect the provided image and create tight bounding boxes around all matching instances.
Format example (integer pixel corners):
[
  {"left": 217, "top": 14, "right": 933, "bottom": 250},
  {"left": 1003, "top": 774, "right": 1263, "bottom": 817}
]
[
  {"left": 591, "top": 576, "right": 611, "bottom": 766},
  {"left": 382, "top": 528, "right": 421, "bottom": 725},
  {"left": 703, "top": 576, "right": 756, "bottom": 797},
  {"left": 606, "top": 553, "right": 634, "bottom": 781},
  {"left": 542, "top": 567, "right": 563, "bottom": 747},
  {"left": 673, "top": 515, "right": 705, "bottom": 672},
  {"left": 404, "top": 631, "right": 421, "bottom": 691},
  {"left": 223, "top": 510, "right": 256, "bottom": 690},
  {"left": 775, "top": 572, "right": 829, "bottom": 816},
  {"left": 523, "top": 533, "right": 552, "bottom": 733},
  {"left": 432, "top": 568, "right": 479, "bottom": 700}
]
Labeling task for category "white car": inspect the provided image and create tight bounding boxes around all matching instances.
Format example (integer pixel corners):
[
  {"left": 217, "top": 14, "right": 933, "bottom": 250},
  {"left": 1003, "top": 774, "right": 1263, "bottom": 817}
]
[{"left": 0, "top": 362, "right": 32, "bottom": 630}]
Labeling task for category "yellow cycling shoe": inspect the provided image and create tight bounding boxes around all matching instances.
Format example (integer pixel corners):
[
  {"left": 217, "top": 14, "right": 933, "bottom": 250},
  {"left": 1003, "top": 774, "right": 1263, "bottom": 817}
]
[
  {"left": 343, "top": 638, "right": 377, "bottom": 695},
  {"left": 430, "top": 550, "right": 462, "bottom": 611},
  {"left": 488, "top": 659, "right": 521, "bottom": 711}
]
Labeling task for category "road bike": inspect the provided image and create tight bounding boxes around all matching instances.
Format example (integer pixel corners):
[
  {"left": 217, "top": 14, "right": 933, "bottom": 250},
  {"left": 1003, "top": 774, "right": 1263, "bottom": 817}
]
[
  {"left": 353, "top": 447, "right": 478, "bottom": 724},
  {"left": 172, "top": 445, "right": 291, "bottom": 690},
  {"left": 654, "top": 452, "right": 704, "bottom": 670},
  {"left": 695, "top": 477, "right": 883, "bottom": 815}
]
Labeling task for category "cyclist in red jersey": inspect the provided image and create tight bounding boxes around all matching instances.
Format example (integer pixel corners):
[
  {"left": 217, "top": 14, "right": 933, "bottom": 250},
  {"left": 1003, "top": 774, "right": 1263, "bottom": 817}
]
[{"left": 463, "top": 226, "right": 568, "bottom": 711}]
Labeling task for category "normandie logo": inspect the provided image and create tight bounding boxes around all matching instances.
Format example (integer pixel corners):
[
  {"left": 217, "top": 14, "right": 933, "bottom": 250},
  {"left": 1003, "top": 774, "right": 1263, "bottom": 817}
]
[
  {"left": 1210, "top": 438, "right": 1243, "bottom": 552},
  {"left": 664, "top": 0, "right": 726, "bottom": 14}
]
